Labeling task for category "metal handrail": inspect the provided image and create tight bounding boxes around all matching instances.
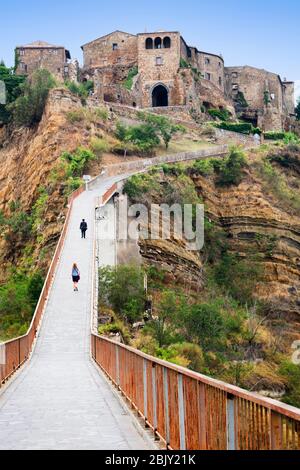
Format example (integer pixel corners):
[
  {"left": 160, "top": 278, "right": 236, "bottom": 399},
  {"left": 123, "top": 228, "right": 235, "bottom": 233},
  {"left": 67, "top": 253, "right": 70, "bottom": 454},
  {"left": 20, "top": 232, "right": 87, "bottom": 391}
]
[{"left": 92, "top": 333, "right": 300, "bottom": 450}]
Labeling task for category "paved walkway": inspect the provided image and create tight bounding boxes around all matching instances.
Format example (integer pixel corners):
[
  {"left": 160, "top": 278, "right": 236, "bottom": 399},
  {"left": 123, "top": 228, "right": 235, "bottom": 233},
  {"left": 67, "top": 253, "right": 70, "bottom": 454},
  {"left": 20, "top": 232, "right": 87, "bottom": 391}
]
[{"left": 0, "top": 177, "right": 152, "bottom": 450}]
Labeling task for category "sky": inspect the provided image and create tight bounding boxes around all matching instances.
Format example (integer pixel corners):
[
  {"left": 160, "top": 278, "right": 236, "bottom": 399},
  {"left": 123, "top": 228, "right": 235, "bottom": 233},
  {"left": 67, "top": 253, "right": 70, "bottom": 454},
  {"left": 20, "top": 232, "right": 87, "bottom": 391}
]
[{"left": 1, "top": 0, "right": 299, "bottom": 100}]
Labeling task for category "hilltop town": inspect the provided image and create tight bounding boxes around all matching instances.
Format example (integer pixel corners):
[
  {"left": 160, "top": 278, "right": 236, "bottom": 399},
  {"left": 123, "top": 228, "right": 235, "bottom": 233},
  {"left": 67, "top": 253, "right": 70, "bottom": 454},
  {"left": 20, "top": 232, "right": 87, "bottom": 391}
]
[{"left": 14, "top": 29, "right": 295, "bottom": 131}]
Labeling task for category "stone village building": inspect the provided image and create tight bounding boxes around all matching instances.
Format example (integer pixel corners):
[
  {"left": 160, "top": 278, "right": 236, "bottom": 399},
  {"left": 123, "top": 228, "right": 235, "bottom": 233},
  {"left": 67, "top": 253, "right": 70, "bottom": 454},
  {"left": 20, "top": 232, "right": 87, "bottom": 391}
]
[
  {"left": 15, "top": 31, "right": 295, "bottom": 131},
  {"left": 15, "top": 41, "right": 78, "bottom": 82}
]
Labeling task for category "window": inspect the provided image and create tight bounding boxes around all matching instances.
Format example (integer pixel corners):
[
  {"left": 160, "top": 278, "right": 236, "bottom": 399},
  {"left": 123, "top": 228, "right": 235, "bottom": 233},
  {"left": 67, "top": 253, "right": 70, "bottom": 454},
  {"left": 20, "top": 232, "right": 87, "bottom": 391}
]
[
  {"left": 270, "top": 93, "right": 275, "bottom": 100},
  {"left": 219, "top": 77, "right": 222, "bottom": 86},
  {"left": 205, "top": 57, "right": 210, "bottom": 65},
  {"left": 205, "top": 72, "right": 211, "bottom": 81},
  {"left": 19, "top": 49, "right": 25, "bottom": 56},
  {"left": 112, "top": 43, "right": 118, "bottom": 50},
  {"left": 219, "top": 62, "right": 222, "bottom": 68},
  {"left": 163, "top": 37, "right": 171, "bottom": 48},
  {"left": 57, "top": 68, "right": 61, "bottom": 73},
  {"left": 154, "top": 37, "right": 162, "bottom": 49},
  {"left": 145, "top": 38, "right": 153, "bottom": 49},
  {"left": 232, "top": 84, "right": 239, "bottom": 91},
  {"left": 232, "top": 72, "right": 238, "bottom": 78},
  {"left": 156, "top": 57, "right": 163, "bottom": 66},
  {"left": 20, "top": 63, "right": 27, "bottom": 72}
]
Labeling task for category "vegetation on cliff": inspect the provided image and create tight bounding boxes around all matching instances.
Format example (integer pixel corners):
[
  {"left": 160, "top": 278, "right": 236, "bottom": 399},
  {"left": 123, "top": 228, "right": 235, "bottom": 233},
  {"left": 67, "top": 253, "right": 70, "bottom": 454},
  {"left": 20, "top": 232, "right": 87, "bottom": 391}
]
[{"left": 99, "top": 143, "right": 300, "bottom": 406}]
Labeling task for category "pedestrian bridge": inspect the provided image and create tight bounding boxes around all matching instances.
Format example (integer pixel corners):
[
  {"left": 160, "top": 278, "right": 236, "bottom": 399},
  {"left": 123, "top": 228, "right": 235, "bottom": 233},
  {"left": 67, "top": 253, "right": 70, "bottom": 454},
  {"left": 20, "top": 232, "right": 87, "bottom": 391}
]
[{"left": 1, "top": 155, "right": 300, "bottom": 450}]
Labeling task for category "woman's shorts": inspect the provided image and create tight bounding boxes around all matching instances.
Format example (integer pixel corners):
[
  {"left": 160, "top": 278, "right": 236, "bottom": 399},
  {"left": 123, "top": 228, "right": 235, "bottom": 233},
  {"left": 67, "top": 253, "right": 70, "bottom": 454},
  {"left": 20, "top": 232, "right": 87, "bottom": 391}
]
[{"left": 72, "top": 276, "right": 80, "bottom": 283}]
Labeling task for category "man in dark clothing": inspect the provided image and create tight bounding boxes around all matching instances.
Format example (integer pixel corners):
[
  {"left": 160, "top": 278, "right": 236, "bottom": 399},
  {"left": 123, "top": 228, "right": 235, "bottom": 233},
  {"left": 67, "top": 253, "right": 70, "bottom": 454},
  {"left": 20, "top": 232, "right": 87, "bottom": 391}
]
[{"left": 80, "top": 219, "right": 88, "bottom": 239}]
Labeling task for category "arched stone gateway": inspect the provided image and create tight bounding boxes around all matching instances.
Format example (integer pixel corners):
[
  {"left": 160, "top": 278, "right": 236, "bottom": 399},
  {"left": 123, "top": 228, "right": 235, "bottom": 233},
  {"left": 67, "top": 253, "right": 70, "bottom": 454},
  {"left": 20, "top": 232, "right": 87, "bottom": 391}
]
[{"left": 152, "top": 84, "right": 168, "bottom": 107}]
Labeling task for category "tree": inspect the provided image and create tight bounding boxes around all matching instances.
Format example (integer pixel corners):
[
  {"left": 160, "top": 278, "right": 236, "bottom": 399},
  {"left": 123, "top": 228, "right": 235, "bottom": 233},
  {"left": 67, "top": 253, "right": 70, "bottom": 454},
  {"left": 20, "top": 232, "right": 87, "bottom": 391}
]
[
  {"left": 138, "top": 112, "right": 185, "bottom": 149},
  {"left": 10, "top": 69, "right": 56, "bottom": 127},
  {"left": 99, "top": 265, "right": 145, "bottom": 323},
  {"left": 295, "top": 98, "right": 300, "bottom": 121},
  {"left": 0, "top": 63, "right": 25, "bottom": 123},
  {"left": 214, "top": 253, "right": 261, "bottom": 304},
  {"left": 115, "top": 121, "right": 160, "bottom": 155},
  {"left": 146, "top": 290, "right": 182, "bottom": 347},
  {"left": 217, "top": 146, "right": 247, "bottom": 186},
  {"left": 181, "top": 303, "right": 225, "bottom": 350}
]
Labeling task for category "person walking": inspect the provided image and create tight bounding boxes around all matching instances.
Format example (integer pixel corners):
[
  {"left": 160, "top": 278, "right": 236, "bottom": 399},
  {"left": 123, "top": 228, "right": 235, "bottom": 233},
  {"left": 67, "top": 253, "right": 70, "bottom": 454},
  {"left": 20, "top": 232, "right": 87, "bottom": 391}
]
[
  {"left": 72, "top": 263, "right": 80, "bottom": 292},
  {"left": 80, "top": 219, "right": 88, "bottom": 239}
]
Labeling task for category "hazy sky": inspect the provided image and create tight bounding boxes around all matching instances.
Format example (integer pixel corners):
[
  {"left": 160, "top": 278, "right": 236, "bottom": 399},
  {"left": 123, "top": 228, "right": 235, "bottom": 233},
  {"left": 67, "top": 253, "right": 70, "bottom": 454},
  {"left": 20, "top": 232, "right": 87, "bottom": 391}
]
[{"left": 1, "top": 0, "right": 299, "bottom": 97}]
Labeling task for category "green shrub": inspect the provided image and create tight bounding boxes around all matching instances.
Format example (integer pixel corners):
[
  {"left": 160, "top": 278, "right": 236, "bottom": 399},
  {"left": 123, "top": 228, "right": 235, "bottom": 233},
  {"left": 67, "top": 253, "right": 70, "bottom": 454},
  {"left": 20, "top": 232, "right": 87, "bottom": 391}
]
[
  {"left": 213, "top": 252, "right": 261, "bottom": 304},
  {"left": 0, "top": 63, "right": 26, "bottom": 123},
  {"left": 137, "top": 112, "right": 185, "bottom": 149},
  {"left": 123, "top": 173, "right": 159, "bottom": 199},
  {"left": 99, "top": 265, "right": 145, "bottom": 324},
  {"left": 208, "top": 108, "right": 230, "bottom": 121},
  {"left": 10, "top": 69, "right": 56, "bottom": 127},
  {"left": 61, "top": 147, "right": 95, "bottom": 177},
  {"left": 188, "top": 158, "right": 216, "bottom": 176},
  {"left": 235, "top": 91, "right": 249, "bottom": 108},
  {"left": 90, "top": 137, "right": 109, "bottom": 157},
  {"left": 166, "top": 343, "right": 204, "bottom": 371},
  {"left": 98, "top": 321, "right": 130, "bottom": 343},
  {"left": 180, "top": 58, "right": 189, "bottom": 68},
  {"left": 279, "top": 361, "right": 300, "bottom": 408},
  {"left": 145, "top": 290, "right": 184, "bottom": 347},
  {"left": 115, "top": 121, "right": 160, "bottom": 155},
  {"left": 66, "top": 80, "right": 94, "bottom": 100},
  {"left": 257, "top": 158, "right": 300, "bottom": 212},
  {"left": 123, "top": 66, "right": 138, "bottom": 90},
  {"left": 159, "top": 163, "right": 185, "bottom": 176},
  {"left": 181, "top": 302, "right": 225, "bottom": 350},
  {"left": 217, "top": 146, "right": 247, "bottom": 186},
  {"left": 0, "top": 270, "right": 44, "bottom": 341},
  {"left": 66, "top": 109, "right": 86, "bottom": 123},
  {"left": 94, "top": 107, "right": 108, "bottom": 121},
  {"left": 264, "top": 131, "right": 286, "bottom": 141},
  {"left": 216, "top": 121, "right": 261, "bottom": 135}
]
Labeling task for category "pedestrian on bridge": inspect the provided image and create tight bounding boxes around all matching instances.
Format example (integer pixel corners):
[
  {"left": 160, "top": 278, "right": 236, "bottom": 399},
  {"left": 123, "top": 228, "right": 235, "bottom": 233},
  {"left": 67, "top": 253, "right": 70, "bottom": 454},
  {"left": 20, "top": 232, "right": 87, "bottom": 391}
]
[
  {"left": 80, "top": 219, "right": 88, "bottom": 239},
  {"left": 72, "top": 263, "right": 80, "bottom": 292}
]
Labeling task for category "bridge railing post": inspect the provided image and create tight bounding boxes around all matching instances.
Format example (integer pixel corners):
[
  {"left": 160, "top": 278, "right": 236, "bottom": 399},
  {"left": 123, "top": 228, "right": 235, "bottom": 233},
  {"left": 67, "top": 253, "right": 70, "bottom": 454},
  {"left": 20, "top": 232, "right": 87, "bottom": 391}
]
[
  {"left": 163, "top": 367, "right": 170, "bottom": 448},
  {"left": 271, "top": 411, "right": 283, "bottom": 450},
  {"left": 143, "top": 359, "right": 148, "bottom": 424},
  {"left": 178, "top": 374, "right": 186, "bottom": 450},
  {"left": 115, "top": 344, "right": 120, "bottom": 388},
  {"left": 152, "top": 363, "right": 158, "bottom": 438},
  {"left": 227, "top": 394, "right": 236, "bottom": 450}
]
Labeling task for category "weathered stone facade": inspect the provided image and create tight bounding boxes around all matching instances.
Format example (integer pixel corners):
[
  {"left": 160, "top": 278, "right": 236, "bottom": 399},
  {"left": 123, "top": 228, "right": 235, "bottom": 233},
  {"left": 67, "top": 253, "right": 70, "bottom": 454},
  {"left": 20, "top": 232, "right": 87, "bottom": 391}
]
[
  {"left": 15, "top": 41, "right": 72, "bottom": 82},
  {"left": 225, "top": 66, "right": 295, "bottom": 131},
  {"left": 14, "top": 31, "right": 295, "bottom": 131},
  {"left": 81, "top": 30, "right": 232, "bottom": 112}
]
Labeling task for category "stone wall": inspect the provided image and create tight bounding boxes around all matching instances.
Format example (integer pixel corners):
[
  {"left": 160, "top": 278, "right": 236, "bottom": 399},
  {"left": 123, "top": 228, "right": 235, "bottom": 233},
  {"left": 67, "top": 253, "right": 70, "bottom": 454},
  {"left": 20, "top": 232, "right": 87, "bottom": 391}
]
[
  {"left": 224, "top": 65, "right": 294, "bottom": 131},
  {"left": 82, "top": 31, "right": 138, "bottom": 69},
  {"left": 137, "top": 32, "right": 181, "bottom": 107},
  {"left": 16, "top": 47, "right": 67, "bottom": 81},
  {"left": 180, "top": 38, "right": 224, "bottom": 92},
  {"left": 283, "top": 82, "right": 295, "bottom": 116}
]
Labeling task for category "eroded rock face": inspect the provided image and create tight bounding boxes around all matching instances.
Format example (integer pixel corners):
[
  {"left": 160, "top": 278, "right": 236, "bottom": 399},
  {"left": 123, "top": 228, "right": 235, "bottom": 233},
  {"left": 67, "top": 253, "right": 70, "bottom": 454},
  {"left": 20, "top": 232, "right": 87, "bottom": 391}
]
[
  {"left": 0, "top": 89, "right": 84, "bottom": 277},
  {"left": 136, "top": 161, "right": 300, "bottom": 315},
  {"left": 194, "top": 171, "right": 300, "bottom": 316}
]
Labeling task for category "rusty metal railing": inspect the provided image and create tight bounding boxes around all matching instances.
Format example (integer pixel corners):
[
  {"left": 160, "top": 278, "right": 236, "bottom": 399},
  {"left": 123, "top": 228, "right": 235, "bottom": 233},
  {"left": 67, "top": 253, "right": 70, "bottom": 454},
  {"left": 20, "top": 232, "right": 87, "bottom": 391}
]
[
  {"left": 0, "top": 186, "right": 85, "bottom": 387},
  {"left": 91, "top": 334, "right": 300, "bottom": 450}
]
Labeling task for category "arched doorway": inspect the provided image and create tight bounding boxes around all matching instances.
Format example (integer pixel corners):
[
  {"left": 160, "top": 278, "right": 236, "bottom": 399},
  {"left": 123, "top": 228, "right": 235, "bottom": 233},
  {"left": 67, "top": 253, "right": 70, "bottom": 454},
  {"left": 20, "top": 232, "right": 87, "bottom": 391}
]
[{"left": 152, "top": 84, "right": 168, "bottom": 107}]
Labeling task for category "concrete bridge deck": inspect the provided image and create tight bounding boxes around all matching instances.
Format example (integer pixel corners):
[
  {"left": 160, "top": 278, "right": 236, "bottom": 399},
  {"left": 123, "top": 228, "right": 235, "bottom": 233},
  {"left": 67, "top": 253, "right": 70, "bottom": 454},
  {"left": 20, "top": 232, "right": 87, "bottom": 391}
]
[{"left": 0, "top": 177, "right": 152, "bottom": 450}]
